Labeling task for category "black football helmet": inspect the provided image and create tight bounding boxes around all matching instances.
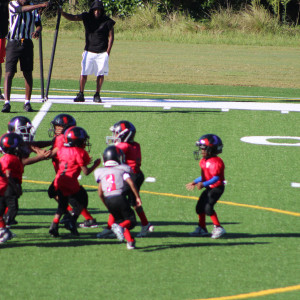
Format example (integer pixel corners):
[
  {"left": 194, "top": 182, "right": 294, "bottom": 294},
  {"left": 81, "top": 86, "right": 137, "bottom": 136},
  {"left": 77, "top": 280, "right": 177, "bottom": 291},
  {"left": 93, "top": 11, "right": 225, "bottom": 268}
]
[
  {"left": 194, "top": 134, "right": 223, "bottom": 160},
  {"left": 48, "top": 114, "right": 76, "bottom": 137},
  {"left": 0, "top": 133, "right": 24, "bottom": 156},
  {"left": 106, "top": 120, "right": 136, "bottom": 144},
  {"left": 8, "top": 116, "right": 34, "bottom": 142},
  {"left": 64, "top": 126, "right": 91, "bottom": 151},
  {"left": 103, "top": 145, "right": 125, "bottom": 167}
]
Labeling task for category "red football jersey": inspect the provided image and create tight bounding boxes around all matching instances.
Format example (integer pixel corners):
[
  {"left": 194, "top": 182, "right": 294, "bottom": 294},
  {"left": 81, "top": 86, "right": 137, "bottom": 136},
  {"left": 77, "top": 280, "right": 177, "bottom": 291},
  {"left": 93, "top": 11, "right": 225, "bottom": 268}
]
[
  {"left": 54, "top": 147, "right": 91, "bottom": 196},
  {"left": 116, "top": 141, "right": 141, "bottom": 174},
  {"left": 199, "top": 156, "right": 225, "bottom": 188},
  {"left": 0, "top": 160, "right": 9, "bottom": 196},
  {"left": 0, "top": 154, "right": 24, "bottom": 185},
  {"left": 51, "top": 134, "right": 65, "bottom": 173}
]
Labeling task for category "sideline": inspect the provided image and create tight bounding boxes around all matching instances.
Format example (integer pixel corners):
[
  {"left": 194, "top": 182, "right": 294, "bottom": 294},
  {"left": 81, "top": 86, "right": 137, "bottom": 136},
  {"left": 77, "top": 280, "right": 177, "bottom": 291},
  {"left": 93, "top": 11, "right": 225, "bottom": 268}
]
[{"left": 23, "top": 180, "right": 300, "bottom": 217}]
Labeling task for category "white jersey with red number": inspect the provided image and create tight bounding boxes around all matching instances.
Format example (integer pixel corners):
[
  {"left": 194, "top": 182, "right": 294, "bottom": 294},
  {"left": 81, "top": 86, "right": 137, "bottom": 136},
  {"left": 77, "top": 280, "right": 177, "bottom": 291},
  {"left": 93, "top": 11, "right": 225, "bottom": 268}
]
[{"left": 94, "top": 164, "right": 131, "bottom": 197}]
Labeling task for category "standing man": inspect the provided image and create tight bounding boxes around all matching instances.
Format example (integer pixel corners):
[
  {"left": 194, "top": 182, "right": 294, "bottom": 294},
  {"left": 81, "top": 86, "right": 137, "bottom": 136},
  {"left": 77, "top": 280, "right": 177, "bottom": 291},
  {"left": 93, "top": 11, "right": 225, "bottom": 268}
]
[
  {"left": 61, "top": 0, "right": 115, "bottom": 103},
  {"left": 0, "top": 0, "right": 9, "bottom": 100},
  {"left": 2, "top": 0, "right": 49, "bottom": 113}
]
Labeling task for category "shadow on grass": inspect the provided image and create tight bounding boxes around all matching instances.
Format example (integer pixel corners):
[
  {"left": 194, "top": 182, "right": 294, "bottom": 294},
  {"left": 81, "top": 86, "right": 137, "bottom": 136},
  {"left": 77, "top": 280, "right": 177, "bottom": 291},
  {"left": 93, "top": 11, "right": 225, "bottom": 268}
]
[{"left": 139, "top": 241, "right": 269, "bottom": 252}]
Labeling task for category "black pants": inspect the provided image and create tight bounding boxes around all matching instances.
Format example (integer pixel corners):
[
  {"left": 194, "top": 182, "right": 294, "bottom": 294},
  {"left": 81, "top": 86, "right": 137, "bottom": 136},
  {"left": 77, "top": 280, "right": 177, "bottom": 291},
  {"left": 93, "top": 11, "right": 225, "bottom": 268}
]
[
  {"left": 196, "top": 186, "right": 225, "bottom": 216},
  {"left": 2, "top": 180, "right": 22, "bottom": 225},
  {"left": 56, "top": 186, "right": 88, "bottom": 219},
  {"left": 105, "top": 195, "right": 137, "bottom": 229},
  {"left": 124, "top": 171, "right": 144, "bottom": 206}
]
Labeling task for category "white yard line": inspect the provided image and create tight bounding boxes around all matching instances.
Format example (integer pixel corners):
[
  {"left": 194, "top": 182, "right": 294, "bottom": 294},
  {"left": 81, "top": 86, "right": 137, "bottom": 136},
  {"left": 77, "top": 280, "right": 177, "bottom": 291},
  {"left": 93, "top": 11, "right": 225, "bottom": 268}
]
[
  {"left": 31, "top": 100, "right": 52, "bottom": 134},
  {"left": 11, "top": 94, "right": 300, "bottom": 113}
]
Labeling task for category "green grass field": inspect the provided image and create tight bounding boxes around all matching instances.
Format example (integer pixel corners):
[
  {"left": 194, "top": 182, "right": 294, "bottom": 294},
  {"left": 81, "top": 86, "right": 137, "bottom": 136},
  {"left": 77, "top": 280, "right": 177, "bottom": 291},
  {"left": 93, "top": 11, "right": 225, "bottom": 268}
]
[
  {"left": 0, "top": 25, "right": 299, "bottom": 299},
  {"left": 0, "top": 99, "right": 299, "bottom": 299}
]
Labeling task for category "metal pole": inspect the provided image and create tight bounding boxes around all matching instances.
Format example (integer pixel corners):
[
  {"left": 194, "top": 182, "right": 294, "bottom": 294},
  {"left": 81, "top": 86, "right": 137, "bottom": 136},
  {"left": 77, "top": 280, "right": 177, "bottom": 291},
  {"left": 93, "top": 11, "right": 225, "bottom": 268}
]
[
  {"left": 44, "top": 7, "right": 61, "bottom": 100},
  {"left": 39, "top": 32, "right": 45, "bottom": 101}
]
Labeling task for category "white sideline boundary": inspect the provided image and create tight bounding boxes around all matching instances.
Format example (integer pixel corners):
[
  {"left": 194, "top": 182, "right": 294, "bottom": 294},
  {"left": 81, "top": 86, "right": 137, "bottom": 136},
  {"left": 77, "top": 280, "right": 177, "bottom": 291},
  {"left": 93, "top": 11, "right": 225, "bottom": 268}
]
[{"left": 8, "top": 93, "right": 300, "bottom": 113}]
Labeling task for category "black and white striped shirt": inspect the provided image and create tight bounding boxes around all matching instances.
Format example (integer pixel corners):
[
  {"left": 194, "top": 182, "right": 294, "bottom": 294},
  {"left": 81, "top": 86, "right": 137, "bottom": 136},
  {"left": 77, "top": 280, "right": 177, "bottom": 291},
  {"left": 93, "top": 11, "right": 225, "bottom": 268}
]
[{"left": 7, "top": 1, "right": 41, "bottom": 40}]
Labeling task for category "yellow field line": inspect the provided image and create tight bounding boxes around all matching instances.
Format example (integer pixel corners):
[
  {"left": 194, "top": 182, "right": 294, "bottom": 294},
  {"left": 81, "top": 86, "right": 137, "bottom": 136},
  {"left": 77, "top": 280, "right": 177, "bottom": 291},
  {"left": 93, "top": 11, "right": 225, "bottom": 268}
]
[
  {"left": 23, "top": 179, "right": 300, "bottom": 217},
  {"left": 196, "top": 284, "right": 300, "bottom": 300}
]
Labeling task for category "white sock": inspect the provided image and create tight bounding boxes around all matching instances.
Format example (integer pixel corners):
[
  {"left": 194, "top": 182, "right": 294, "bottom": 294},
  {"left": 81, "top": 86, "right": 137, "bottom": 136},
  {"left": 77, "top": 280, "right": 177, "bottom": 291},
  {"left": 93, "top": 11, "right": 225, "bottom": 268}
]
[
  {"left": 25, "top": 100, "right": 30, "bottom": 105},
  {"left": 5, "top": 100, "right": 10, "bottom": 104}
]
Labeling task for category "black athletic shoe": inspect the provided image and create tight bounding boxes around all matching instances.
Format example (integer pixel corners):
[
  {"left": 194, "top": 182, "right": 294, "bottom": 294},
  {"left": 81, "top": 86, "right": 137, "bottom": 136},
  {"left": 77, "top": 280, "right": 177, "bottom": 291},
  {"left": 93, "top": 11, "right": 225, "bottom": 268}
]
[
  {"left": 24, "top": 102, "right": 33, "bottom": 112},
  {"left": 49, "top": 222, "right": 59, "bottom": 237},
  {"left": 60, "top": 213, "right": 72, "bottom": 224},
  {"left": 1, "top": 102, "right": 11, "bottom": 113},
  {"left": 79, "top": 219, "right": 98, "bottom": 228},
  {"left": 65, "top": 218, "right": 79, "bottom": 236},
  {"left": 93, "top": 92, "right": 101, "bottom": 103},
  {"left": 74, "top": 92, "right": 85, "bottom": 102}
]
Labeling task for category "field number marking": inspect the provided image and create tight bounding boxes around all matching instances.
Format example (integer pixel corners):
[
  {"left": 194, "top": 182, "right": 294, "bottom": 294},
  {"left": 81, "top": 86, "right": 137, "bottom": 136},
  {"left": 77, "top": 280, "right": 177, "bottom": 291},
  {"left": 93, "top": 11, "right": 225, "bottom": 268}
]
[{"left": 241, "top": 136, "right": 300, "bottom": 146}]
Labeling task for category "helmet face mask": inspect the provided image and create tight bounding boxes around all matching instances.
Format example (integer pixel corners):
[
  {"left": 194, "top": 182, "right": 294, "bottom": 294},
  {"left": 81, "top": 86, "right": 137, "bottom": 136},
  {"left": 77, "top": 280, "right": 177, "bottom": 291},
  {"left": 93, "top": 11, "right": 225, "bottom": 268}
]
[
  {"left": 194, "top": 134, "right": 223, "bottom": 160},
  {"left": 103, "top": 145, "right": 125, "bottom": 167},
  {"left": 8, "top": 116, "right": 35, "bottom": 142},
  {"left": 48, "top": 114, "right": 76, "bottom": 138},
  {"left": 64, "top": 126, "right": 91, "bottom": 152},
  {"left": 106, "top": 120, "right": 136, "bottom": 145}
]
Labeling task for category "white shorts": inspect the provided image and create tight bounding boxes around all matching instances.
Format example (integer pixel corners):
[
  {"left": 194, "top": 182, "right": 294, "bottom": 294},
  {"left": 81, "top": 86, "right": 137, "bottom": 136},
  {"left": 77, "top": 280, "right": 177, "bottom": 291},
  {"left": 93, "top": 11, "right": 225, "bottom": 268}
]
[{"left": 81, "top": 51, "right": 109, "bottom": 76}]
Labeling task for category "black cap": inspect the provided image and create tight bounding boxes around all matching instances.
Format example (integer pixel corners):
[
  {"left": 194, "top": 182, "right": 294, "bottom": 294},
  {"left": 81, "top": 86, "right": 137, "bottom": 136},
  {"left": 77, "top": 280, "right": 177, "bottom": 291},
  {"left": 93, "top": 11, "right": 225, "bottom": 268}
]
[{"left": 90, "top": 0, "right": 104, "bottom": 10}]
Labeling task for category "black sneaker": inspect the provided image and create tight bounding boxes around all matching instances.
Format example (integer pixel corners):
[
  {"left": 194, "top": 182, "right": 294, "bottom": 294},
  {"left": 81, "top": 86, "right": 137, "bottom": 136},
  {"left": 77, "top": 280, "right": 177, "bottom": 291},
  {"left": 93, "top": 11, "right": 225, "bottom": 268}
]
[
  {"left": 60, "top": 213, "right": 72, "bottom": 224},
  {"left": 1, "top": 102, "right": 11, "bottom": 113},
  {"left": 49, "top": 222, "right": 59, "bottom": 237},
  {"left": 24, "top": 102, "right": 33, "bottom": 112},
  {"left": 64, "top": 218, "right": 79, "bottom": 236},
  {"left": 93, "top": 92, "right": 101, "bottom": 103},
  {"left": 74, "top": 92, "right": 85, "bottom": 102},
  {"left": 79, "top": 219, "right": 98, "bottom": 228}
]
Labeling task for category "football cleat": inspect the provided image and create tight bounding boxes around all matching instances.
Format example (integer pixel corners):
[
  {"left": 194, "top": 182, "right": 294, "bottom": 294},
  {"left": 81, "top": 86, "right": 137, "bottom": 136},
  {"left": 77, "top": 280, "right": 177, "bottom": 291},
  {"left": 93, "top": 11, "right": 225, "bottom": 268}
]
[
  {"left": 126, "top": 240, "right": 136, "bottom": 250},
  {"left": 0, "top": 228, "right": 15, "bottom": 243},
  {"left": 111, "top": 223, "right": 124, "bottom": 242},
  {"left": 211, "top": 226, "right": 226, "bottom": 239},
  {"left": 79, "top": 219, "right": 98, "bottom": 228},
  {"left": 49, "top": 222, "right": 59, "bottom": 237},
  {"left": 64, "top": 219, "right": 79, "bottom": 236},
  {"left": 136, "top": 223, "right": 154, "bottom": 238},
  {"left": 189, "top": 226, "right": 210, "bottom": 237}
]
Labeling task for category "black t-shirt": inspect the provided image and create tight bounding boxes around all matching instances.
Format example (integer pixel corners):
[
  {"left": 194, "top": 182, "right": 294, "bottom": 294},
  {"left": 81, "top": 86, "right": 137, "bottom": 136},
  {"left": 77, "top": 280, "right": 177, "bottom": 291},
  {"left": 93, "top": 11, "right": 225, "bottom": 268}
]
[
  {"left": 82, "top": 12, "right": 115, "bottom": 53},
  {"left": 0, "top": 1, "right": 9, "bottom": 38}
]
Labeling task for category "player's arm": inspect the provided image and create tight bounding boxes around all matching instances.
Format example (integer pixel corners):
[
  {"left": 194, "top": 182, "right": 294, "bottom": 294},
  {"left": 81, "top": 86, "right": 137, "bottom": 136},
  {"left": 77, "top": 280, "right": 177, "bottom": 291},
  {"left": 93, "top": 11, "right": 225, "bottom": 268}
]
[
  {"left": 107, "top": 27, "right": 114, "bottom": 55},
  {"left": 60, "top": 9, "right": 83, "bottom": 21},
  {"left": 21, "top": 1, "right": 49, "bottom": 13},
  {"left": 22, "top": 150, "right": 51, "bottom": 166},
  {"left": 81, "top": 158, "right": 101, "bottom": 176},
  {"left": 30, "top": 141, "right": 52, "bottom": 148},
  {"left": 125, "top": 176, "right": 142, "bottom": 207}
]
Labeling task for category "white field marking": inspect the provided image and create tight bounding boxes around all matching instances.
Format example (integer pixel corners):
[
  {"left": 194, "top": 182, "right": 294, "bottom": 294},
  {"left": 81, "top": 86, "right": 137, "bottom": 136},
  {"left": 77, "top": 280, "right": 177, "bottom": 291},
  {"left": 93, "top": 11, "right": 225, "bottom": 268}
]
[
  {"left": 31, "top": 101, "right": 52, "bottom": 134},
  {"left": 291, "top": 182, "right": 300, "bottom": 188},
  {"left": 145, "top": 177, "right": 156, "bottom": 183},
  {"left": 9, "top": 94, "right": 300, "bottom": 113},
  {"left": 241, "top": 136, "right": 300, "bottom": 146},
  {"left": 12, "top": 87, "right": 300, "bottom": 101}
]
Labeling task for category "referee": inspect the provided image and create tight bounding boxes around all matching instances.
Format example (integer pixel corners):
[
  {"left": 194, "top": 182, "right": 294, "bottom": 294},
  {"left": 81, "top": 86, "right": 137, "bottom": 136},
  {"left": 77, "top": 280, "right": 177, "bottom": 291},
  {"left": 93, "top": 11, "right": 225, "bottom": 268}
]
[{"left": 2, "top": 0, "right": 49, "bottom": 113}]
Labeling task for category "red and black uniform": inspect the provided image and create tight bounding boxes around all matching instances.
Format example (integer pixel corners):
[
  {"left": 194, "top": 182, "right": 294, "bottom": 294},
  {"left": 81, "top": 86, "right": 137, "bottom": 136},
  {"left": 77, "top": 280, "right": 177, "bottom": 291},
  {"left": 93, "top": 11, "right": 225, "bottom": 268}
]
[
  {"left": 54, "top": 146, "right": 90, "bottom": 219},
  {"left": 48, "top": 134, "right": 65, "bottom": 198},
  {"left": 0, "top": 153, "right": 23, "bottom": 226},
  {"left": 196, "top": 156, "right": 225, "bottom": 227},
  {"left": 116, "top": 141, "right": 144, "bottom": 205}
]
